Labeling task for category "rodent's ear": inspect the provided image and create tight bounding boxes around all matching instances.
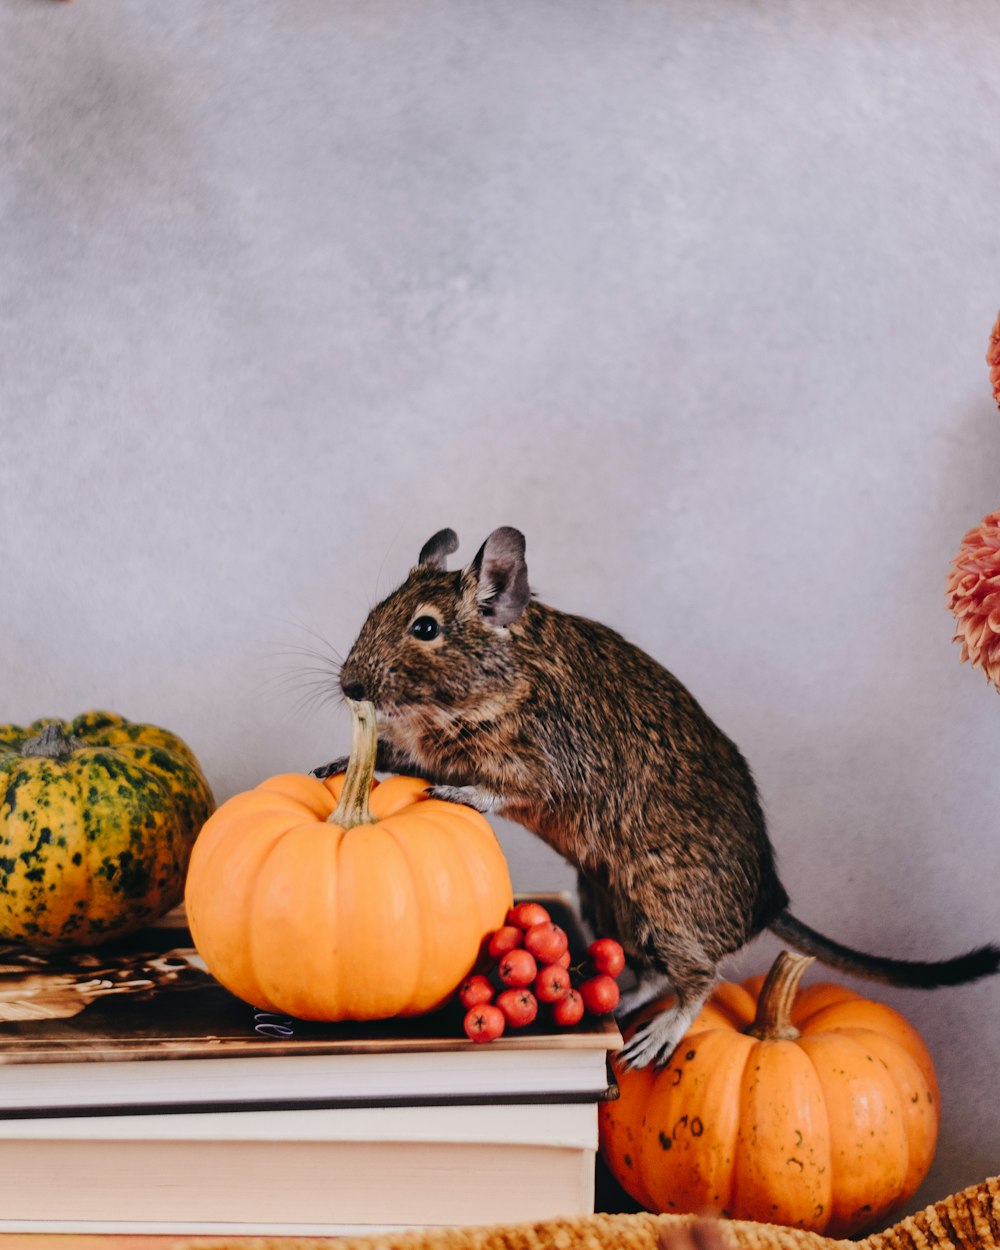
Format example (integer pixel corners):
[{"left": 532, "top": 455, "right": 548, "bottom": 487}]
[
  {"left": 469, "top": 527, "right": 530, "bottom": 626},
  {"left": 417, "top": 528, "right": 460, "bottom": 570}
]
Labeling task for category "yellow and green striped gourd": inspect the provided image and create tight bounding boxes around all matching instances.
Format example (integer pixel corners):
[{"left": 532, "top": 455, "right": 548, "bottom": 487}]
[{"left": 0, "top": 711, "right": 214, "bottom": 949}]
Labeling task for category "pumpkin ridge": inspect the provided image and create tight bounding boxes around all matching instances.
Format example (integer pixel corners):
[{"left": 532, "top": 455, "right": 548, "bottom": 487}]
[
  {"left": 797, "top": 1000, "right": 939, "bottom": 1103},
  {"left": 791, "top": 982, "right": 865, "bottom": 1029},
  {"left": 414, "top": 803, "right": 511, "bottom": 946},
  {"left": 189, "top": 793, "right": 306, "bottom": 879},
  {"left": 84, "top": 742, "right": 179, "bottom": 818},
  {"left": 33, "top": 752, "right": 96, "bottom": 944},
  {"left": 831, "top": 1023, "right": 937, "bottom": 1091},
  {"left": 732, "top": 1036, "right": 833, "bottom": 1230},
  {"left": 65, "top": 754, "right": 98, "bottom": 933},
  {"left": 707, "top": 980, "right": 759, "bottom": 1030},
  {"left": 108, "top": 739, "right": 213, "bottom": 805},
  {"left": 0, "top": 723, "right": 29, "bottom": 752},
  {"left": 370, "top": 813, "right": 429, "bottom": 1014},
  {"left": 244, "top": 821, "right": 306, "bottom": 1013},
  {"left": 69, "top": 711, "right": 127, "bottom": 738},
  {"left": 40, "top": 756, "right": 94, "bottom": 941},
  {"left": 722, "top": 1031, "right": 761, "bottom": 1216},
  {"left": 0, "top": 756, "right": 33, "bottom": 823},
  {"left": 269, "top": 820, "right": 353, "bottom": 1018},
  {"left": 319, "top": 771, "right": 347, "bottom": 807},
  {"left": 186, "top": 806, "right": 307, "bottom": 998},
  {"left": 335, "top": 820, "right": 425, "bottom": 1019},
  {"left": 672, "top": 1028, "right": 756, "bottom": 1217},
  {"left": 74, "top": 714, "right": 206, "bottom": 780},
  {"left": 0, "top": 756, "right": 67, "bottom": 939},
  {"left": 832, "top": 1027, "right": 937, "bottom": 1198},
  {"left": 66, "top": 750, "right": 184, "bottom": 926},
  {"left": 256, "top": 773, "right": 335, "bottom": 820},
  {"left": 376, "top": 802, "right": 510, "bottom": 1014},
  {"left": 796, "top": 1030, "right": 910, "bottom": 1236},
  {"left": 367, "top": 774, "right": 430, "bottom": 818},
  {"left": 322, "top": 818, "right": 346, "bottom": 1017},
  {"left": 794, "top": 1031, "right": 849, "bottom": 1226}
]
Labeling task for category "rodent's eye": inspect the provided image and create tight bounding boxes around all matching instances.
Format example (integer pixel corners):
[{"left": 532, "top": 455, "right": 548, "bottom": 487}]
[{"left": 409, "top": 615, "right": 441, "bottom": 642}]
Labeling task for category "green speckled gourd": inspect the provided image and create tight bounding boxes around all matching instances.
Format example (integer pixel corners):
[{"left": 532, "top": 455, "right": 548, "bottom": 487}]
[{"left": 0, "top": 712, "right": 214, "bottom": 949}]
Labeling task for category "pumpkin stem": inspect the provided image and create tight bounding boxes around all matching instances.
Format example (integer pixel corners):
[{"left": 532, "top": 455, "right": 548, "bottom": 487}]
[
  {"left": 20, "top": 723, "right": 83, "bottom": 760},
  {"left": 328, "top": 699, "right": 379, "bottom": 829},
  {"left": 745, "top": 950, "right": 815, "bottom": 1041}
]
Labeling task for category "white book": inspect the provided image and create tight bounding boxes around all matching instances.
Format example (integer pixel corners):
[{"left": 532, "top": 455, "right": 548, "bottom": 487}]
[
  {"left": 0, "top": 1041, "right": 616, "bottom": 1113},
  {"left": 0, "top": 1101, "right": 598, "bottom": 1234}
]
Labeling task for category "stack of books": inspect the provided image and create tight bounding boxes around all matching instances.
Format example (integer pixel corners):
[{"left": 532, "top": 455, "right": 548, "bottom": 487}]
[{"left": 0, "top": 895, "right": 621, "bottom": 1239}]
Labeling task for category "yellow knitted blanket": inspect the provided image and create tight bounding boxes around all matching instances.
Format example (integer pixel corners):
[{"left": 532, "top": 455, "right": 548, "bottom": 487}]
[{"left": 173, "top": 1175, "right": 999, "bottom": 1250}]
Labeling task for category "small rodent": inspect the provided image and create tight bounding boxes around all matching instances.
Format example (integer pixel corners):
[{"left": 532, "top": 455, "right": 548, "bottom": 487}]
[{"left": 315, "top": 527, "right": 1000, "bottom": 1068}]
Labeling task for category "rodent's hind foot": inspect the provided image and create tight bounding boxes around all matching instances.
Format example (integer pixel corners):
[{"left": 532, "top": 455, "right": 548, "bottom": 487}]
[
  {"left": 617, "top": 1000, "right": 703, "bottom": 1071},
  {"left": 310, "top": 757, "right": 349, "bottom": 779}
]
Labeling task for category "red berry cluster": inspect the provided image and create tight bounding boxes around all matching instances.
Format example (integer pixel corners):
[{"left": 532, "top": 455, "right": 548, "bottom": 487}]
[{"left": 460, "top": 901, "right": 627, "bottom": 1043}]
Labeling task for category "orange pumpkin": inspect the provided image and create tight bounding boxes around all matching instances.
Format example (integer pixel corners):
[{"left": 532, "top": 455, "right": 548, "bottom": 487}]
[
  {"left": 184, "top": 701, "right": 513, "bottom": 1020},
  {"left": 600, "top": 952, "right": 939, "bottom": 1238}
]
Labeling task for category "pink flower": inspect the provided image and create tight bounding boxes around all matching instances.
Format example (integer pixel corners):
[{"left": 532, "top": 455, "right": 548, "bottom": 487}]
[
  {"left": 989, "top": 310, "right": 1000, "bottom": 413},
  {"left": 947, "top": 510, "right": 1000, "bottom": 692}
]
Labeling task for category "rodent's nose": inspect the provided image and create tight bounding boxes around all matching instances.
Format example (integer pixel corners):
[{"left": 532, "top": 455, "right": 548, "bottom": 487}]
[{"left": 341, "top": 680, "right": 367, "bottom": 702}]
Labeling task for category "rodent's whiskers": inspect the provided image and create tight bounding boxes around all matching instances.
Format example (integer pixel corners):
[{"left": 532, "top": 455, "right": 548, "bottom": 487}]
[
  {"left": 250, "top": 622, "right": 346, "bottom": 719},
  {"left": 273, "top": 619, "right": 346, "bottom": 667},
  {"left": 253, "top": 661, "right": 343, "bottom": 719}
]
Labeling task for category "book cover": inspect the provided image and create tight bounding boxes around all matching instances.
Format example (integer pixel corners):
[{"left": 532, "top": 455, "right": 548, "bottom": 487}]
[{"left": 0, "top": 895, "right": 621, "bottom": 1116}]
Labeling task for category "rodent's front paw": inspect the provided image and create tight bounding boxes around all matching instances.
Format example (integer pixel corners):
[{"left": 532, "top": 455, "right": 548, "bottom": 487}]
[
  {"left": 310, "top": 756, "right": 349, "bottom": 779},
  {"left": 424, "top": 785, "right": 502, "bottom": 814}
]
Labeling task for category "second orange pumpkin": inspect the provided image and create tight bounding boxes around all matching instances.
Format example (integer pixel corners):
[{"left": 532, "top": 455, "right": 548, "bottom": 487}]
[{"left": 600, "top": 952, "right": 939, "bottom": 1238}]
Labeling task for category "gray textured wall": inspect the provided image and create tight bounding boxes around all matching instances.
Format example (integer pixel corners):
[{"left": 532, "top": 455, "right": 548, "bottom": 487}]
[{"left": 2, "top": 0, "right": 999, "bottom": 1222}]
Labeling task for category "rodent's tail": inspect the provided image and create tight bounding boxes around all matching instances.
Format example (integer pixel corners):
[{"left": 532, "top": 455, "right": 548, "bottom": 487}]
[{"left": 768, "top": 910, "right": 1000, "bottom": 988}]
